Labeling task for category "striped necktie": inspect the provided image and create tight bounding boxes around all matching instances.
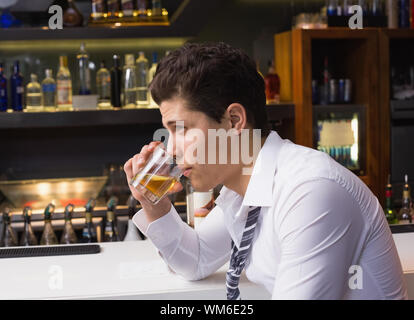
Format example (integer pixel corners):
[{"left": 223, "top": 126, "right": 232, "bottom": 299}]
[{"left": 226, "top": 206, "right": 261, "bottom": 300}]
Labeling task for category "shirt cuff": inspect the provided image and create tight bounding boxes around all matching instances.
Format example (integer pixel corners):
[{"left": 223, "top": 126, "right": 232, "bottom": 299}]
[{"left": 132, "top": 205, "right": 185, "bottom": 249}]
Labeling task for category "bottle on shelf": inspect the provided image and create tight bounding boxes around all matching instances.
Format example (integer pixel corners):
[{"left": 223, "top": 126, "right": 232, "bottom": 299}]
[
  {"left": 104, "top": 196, "right": 120, "bottom": 242},
  {"left": 327, "top": 0, "right": 339, "bottom": 16},
  {"left": 63, "top": 0, "right": 84, "bottom": 27},
  {"left": 41, "top": 69, "right": 57, "bottom": 112},
  {"left": 371, "top": 0, "right": 384, "bottom": 16},
  {"left": 123, "top": 53, "right": 137, "bottom": 108},
  {"left": 40, "top": 203, "right": 58, "bottom": 245},
  {"left": 90, "top": 0, "right": 108, "bottom": 21},
  {"left": 386, "top": 0, "right": 399, "bottom": 28},
  {"left": 0, "top": 208, "right": 18, "bottom": 247},
  {"left": 0, "top": 62, "right": 7, "bottom": 112},
  {"left": 57, "top": 55, "right": 73, "bottom": 111},
  {"left": 96, "top": 60, "right": 112, "bottom": 109},
  {"left": 148, "top": 51, "right": 158, "bottom": 108},
  {"left": 136, "top": 51, "right": 149, "bottom": 107},
  {"left": 123, "top": 194, "right": 144, "bottom": 241},
  {"left": 107, "top": 0, "right": 121, "bottom": 19},
  {"left": 321, "top": 56, "right": 330, "bottom": 105},
  {"left": 20, "top": 206, "right": 38, "bottom": 246},
  {"left": 10, "top": 60, "right": 24, "bottom": 112},
  {"left": 60, "top": 204, "right": 78, "bottom": 244},
  {"left": 264, "top": 60, "right": 281, "bottom": 104},
  {"left": 26, "top": 74, "right": 42, "bottom": 112},
  {"left": 121, "top": 0, "right": 135, "bottom": 18},
  {"left": 136, "top": 0, "right": 148, "bottom": 18},
  {"left": 398, "top": 174, "right": 413, "bottom": 224},
  {"left": 384, "top": 175, "right": 399, "bottom": 225},
  {"left": 81, "top": 198, "right": 98, "bottom": 243},
  {"left": 110, "top": 54, "right": 122, "bottom": 108},
  {"left": 399, "top": 0, "right": 410, "bottom": 28},
  {"left": 77, "top": 42, "right": 91, "bottom": 95},
  {"left": 151, "top": 0, "right": 163, "bottom": 17}
]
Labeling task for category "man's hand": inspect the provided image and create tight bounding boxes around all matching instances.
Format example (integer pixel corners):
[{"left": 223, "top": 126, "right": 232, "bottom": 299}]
[{"left": 124, "top": 141, "right": 183, "bottom": 223}]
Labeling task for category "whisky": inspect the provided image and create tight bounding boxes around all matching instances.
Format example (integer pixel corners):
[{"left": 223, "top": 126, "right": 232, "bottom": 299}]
[{"left": 138, "top": 174, "right": 178, "bottom": 199}]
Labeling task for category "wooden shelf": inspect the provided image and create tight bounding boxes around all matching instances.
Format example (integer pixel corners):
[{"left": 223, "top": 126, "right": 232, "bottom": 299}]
[
  {"left": 274, "top": 28, "right": 381, "bottom": 199},
  {"left": 0, "top": 103, "right": 295, "bottom": 130}
]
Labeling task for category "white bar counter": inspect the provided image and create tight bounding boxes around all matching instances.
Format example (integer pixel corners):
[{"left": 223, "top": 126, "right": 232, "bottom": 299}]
[{"left": 0, "top": 233, "right": 413, "bottom": 300}]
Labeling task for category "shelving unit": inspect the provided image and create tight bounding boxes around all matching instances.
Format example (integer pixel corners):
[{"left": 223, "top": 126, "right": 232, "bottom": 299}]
[
  {"left": 274, "top": 28, "right": 381, "bottom": 199},
  {"left": 379, "top": 29, "right": 414, "bottom": 204},
  {"left": 0, "top": 104, "right": 294, "bottom": 129}
]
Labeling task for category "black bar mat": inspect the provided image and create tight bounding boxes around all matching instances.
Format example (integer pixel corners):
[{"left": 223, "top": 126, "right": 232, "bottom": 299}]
[
  {"left": 390, "top": 224, "right": 414, "bottom": 234},
  {"left": 0, "top": 244, "right": 101, "bottom": 259}
]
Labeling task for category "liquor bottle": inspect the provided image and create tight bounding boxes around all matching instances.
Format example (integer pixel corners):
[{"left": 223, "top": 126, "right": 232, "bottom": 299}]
[
  {"left": 264, "top": 60, "right": 280, "bottom": 104},
  {"left": 57, "top": 56, "right": 73, "bottom": 111},
  {"left": 81, "top": 198, "right": 98, "bottom": 243},
  {"left": 104, "top": 196, "right": 120, "bottom": 242},
  {"left": 135, "top": 51, "right": 149, "bottom": 107},
  {"left": 151, "top": 0, "right": 162, "bottom": 17},
  {"left": 321, "top": 56, "right": 330, "bottom": 105},
  {"left": 123, "top": 54, "right": 137, "bottom": 108},
  {"left": 107, "top": 0, "right": 121, "bottom": 18},
  {"left": 41, "top": 69, "right": 57, "bottom": 112},
  {"left": 91, "top": 0, "right": 107, "bottom": 21},
  {"left": 371, "top": 0, "right": 384, "bottom": 16},
  {"left": 121, "top": 0, "right": 135, "bottom": 18},
  {"left": 384, "top": 175, "right": 399, "bottom": 225},
  {"left": 399, "top": 0, "right": 410, "bottom": 28},
  {"left": 186, "top": 182, "right": 215, "bottom": 230},
  {"left": 110, "top": 54, "right": 122, "bottom": 108},
  {"left": 11, "top": 61, "right": 24, "bottom": 112},
  {"left": 60, "top": 204, "right": 78, "bottom": 244},
  {"left": 40, "top": 203, "right": 58, "bottom": 245},
  {"left": 136, "top": 0, "right": 148, "bottom": 17},
  {"left": 386, "top": 0, "right": 399, "bottom": 28},
  {"left": 123, "top": 195, "right": 144, "bottom": 241},
  {"left": 96, "top": 61, "right": 111, "bottom": 109},
  {"left": 63, "top": 0, "right": 84, "bottom": 27},
  {"left": 0, "top": 63, "right": 8, "bottom": 112},
  {"left": 77, "top": 43, "right": 91, "bottom": 95},
  {"left": 0, "top": 208, "right": 18, "bottom": 247},
  {"left": 398, "top": 174, "right": 413, "bottom": 224},
  {"left": 148, "top": 52, "right": 158, "bottom": 108},
  {"left": 26, "top": 74, "right": 42, "bottom": 112},
  {"left": 20, "top": 206, "right": 38, "bottom": 246},
  {"left": 327, "top": 0, "right": 339, "bottom": 16}
]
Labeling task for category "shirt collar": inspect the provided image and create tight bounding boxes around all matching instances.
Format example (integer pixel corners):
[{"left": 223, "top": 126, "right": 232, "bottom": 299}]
[{"left": 241, "top": 130, "right": 283, "bottom": 208}]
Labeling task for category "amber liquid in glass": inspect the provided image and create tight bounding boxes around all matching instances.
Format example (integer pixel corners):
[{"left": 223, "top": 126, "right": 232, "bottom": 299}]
[{"left": 139, "top": 174, "right": 178, "bottom": 199}]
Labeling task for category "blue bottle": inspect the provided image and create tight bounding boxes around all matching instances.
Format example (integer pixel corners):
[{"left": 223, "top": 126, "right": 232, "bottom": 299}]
[
  {"left": 0, "top": 63, "right": 7, "bottom": 111},
  {"left": 399, "top": 0, "right": 410, "bottom": 28},
  {"left": 11, "top": 61, "right": 24, "bottom": 111}
]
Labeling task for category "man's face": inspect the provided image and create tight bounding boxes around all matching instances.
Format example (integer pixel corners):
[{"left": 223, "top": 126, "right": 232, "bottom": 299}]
[{"left": 160, "top": 97, "right": 235, "bottom": 192}]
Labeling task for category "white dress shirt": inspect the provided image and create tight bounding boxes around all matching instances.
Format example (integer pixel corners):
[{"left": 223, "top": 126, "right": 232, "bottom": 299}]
[{"left": 133, "top": 131, "right": 408, "bottom": 300}]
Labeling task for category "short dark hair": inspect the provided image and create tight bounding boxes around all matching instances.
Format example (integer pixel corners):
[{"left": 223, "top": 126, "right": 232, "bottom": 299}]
[{"left": 149, "top": 42, "right": 270, "bottom": 136}]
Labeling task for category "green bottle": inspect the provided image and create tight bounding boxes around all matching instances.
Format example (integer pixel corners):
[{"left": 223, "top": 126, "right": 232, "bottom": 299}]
[
  {"left": 104, "top": 196, "right": 120, "bottom": 242},
  {"left": 0, "top": 208, "right": 18, "bottom": 247},
  {"left": 385, "top": 175, "right": 398, "bottom": 225},
  {"left": 20, "top": 206, "right": 38, "bottom": 246},
  {"left": 60, "top": 204, "right": 78, "bottom": 244},
  {"left": 40, "top": 203, "right": 58, "bottom": 245}
]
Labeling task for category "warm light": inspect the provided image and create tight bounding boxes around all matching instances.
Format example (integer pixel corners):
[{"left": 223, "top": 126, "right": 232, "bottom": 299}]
[
  {"left": 37, "top": 183, "right": 51, "bottom": 196},
  {"left": 114, "top": 22, "right": 121, "bottom": 27},
  {"left": 350, "top": 116, "right": 359, "bottom": 163}
]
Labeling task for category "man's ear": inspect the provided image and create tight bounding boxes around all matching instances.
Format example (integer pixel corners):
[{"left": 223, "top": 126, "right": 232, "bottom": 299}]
[{"left": 226, "top": 103, "right": 247, "bottom": 134}]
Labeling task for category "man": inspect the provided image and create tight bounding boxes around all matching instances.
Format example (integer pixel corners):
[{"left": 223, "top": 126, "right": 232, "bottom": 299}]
[{"left": 123, "top": 42, "right": 407, "bottom": 300}]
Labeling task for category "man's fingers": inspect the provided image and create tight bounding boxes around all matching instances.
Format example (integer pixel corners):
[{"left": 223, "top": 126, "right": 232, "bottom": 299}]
[
  {"left": 168, "top": 181, "right": 183, "bottom": 194},
  {"left": 123, "top": 158, "right": 133, "bottom": 182}
]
